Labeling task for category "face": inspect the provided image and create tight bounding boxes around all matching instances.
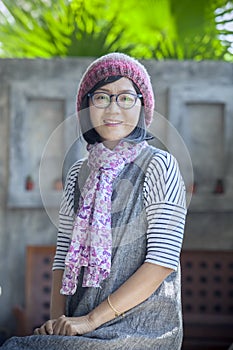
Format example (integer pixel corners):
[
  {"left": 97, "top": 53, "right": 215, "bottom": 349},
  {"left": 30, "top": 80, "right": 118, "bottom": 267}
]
[{"left": 89, "top": 77, "right": 141, "bottom": 149}]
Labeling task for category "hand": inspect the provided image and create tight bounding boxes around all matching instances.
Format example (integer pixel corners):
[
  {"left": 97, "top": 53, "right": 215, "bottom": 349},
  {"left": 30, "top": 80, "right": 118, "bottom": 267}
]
[
  {"left": 34, "top": 319, "right": 57, "bottom": 335},
  {"left": 34, "top": 314, "right": 96, "bottom": 336}
]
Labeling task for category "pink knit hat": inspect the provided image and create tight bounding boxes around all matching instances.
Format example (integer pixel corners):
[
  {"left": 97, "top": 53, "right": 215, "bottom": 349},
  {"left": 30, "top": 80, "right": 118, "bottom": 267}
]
[{"left": 77, "top": 52, "right": 155, "bottom": 127}]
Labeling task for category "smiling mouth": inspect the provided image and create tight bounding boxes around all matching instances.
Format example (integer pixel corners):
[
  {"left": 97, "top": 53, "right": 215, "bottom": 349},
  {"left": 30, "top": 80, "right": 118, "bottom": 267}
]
[{"left": 103, "top": 119, "right": 123, "bottom": 126}]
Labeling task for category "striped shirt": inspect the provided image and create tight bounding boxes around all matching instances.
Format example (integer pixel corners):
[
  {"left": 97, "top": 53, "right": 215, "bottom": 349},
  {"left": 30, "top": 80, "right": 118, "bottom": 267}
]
[{"left": 53, "top": 149, "right": 187, "bottom": 271}]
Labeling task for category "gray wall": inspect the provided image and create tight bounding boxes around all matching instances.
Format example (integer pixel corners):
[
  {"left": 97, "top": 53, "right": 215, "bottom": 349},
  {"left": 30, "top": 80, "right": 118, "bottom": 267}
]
[{"left": 0, "top": 58, "right": 233, "bottom": 335}]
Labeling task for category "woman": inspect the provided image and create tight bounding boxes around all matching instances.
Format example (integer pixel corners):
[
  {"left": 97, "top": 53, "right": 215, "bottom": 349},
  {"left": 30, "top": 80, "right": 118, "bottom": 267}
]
[{"left": 2, "top": 53, "right": 186, "bottom": 349}]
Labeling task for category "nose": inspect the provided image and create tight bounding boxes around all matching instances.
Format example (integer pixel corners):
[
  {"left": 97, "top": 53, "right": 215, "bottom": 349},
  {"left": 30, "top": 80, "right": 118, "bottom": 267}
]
[{"left": 106, "top": 96, "right": 120, "bottom": 112}]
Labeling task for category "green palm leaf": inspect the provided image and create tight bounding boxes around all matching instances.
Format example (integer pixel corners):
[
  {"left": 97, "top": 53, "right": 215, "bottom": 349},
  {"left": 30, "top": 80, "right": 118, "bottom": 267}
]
[{"left": 0, "top": 0, "right": 232, "bottom": 60}]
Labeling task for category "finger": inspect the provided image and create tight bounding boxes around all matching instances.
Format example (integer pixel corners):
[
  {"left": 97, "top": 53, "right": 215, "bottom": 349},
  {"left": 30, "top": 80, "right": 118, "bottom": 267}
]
[
  {"left": 34, "top": 325, "right": 47, "bottom": 335},
  {"left": 44, "top": 320, "right": 54, "bottom": 335},
  {"left": 53, "top": 315, "right": 66, "bottom": 335},
  {"left": 34, "top": 321, "right": 54, "bottom": 335},
  {"left": 64, "top": 322, "right": 74, "bottom": 336},
  {"left": 34, "top": 328, "right": 39, "bottom": 335},
  {"left": 58, "top": 317, "right": 73, "bottom": 336}
]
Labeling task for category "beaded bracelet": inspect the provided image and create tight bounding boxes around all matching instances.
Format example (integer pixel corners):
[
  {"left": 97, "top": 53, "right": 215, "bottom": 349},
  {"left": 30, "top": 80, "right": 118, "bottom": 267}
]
[{"left": 107, "top": 295, "right": 124, "bottom": 317}]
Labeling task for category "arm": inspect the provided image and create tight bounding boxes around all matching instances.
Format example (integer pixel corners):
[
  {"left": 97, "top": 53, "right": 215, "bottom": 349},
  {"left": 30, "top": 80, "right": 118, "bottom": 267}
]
[
  {"left": 50, "top": 270, "right": 66, "bottom": 319},
  {"left": 43, "top": 262, "right": 172, "bottom": 336},
  {"left": 49, "top": 161, "right": 84, "bottom": 319},
  {"left": 35, "top": 262, "right": 171, "bottom": 336},
  {"left": 89, "top": 262, "right": 172, "bottom": 328},
  {"left": 34, "top": 270, "right": 66, "bottom": 335}
]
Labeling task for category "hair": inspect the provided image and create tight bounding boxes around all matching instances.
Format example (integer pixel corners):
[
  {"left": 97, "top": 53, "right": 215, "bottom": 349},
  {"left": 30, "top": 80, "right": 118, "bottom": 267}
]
[{"left": 79, "top": 76, "right": 153, "bottom": 144}]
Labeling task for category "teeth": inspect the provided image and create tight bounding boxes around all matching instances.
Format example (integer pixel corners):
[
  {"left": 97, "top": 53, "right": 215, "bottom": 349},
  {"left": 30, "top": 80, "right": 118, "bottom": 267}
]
[{"left": 104, "top": 120, "right": 121, "bottom": 124}]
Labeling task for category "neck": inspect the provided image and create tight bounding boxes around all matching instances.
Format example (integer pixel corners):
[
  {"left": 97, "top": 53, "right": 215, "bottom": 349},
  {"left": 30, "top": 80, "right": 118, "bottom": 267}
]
[{"left": 103, "top": 140, "right": 121, "bottom": 150}]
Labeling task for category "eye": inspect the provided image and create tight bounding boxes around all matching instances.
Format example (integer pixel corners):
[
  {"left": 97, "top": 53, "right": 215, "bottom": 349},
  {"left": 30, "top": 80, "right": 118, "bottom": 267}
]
[
  {"left": 94, "top": 93, "right": 109, "bottom": 101},
  {"left": 118, "top": 93, "right": 135, "bottom": 103}
]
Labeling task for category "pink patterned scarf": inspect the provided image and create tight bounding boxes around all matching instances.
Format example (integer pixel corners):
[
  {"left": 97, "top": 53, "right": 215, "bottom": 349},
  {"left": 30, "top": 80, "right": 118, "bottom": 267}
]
[{"left": 61, "top": 140, "right": 147, "bottom": 295}]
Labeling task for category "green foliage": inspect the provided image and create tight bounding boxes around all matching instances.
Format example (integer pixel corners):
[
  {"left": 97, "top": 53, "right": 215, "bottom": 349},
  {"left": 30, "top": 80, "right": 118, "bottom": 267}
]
[{"left": 0, "top": 0, "right": 232, "bottom": 60}]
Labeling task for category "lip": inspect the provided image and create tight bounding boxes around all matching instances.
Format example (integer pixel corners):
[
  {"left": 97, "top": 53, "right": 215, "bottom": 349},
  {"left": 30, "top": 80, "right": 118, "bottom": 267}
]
[{"left": 103, "top": 119, "right": 123, "bottom": 126}]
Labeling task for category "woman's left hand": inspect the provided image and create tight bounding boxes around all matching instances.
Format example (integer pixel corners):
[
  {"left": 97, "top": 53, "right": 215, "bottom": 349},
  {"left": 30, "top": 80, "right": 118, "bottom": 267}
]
[{"left": 34, "top": 314, "right": 96, "bottom": 336}]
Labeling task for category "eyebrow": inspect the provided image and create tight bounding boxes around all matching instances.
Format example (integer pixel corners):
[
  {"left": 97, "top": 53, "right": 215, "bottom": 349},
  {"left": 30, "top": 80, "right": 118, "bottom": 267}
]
[{"left": 95, "top": 87, "right": 136, "bottom": 94}]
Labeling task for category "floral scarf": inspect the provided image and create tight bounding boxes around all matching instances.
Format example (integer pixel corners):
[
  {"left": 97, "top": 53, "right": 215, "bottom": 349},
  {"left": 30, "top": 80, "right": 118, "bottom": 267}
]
[{"left": 61, "top": 140, "right": 147, "bottom": 295}]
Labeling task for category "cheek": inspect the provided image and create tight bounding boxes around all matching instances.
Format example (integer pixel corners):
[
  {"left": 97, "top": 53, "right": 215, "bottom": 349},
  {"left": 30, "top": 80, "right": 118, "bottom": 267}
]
[
  {"left": 89, "top": 108, "right": 102, "bottom": 128},
  {"left": 127, "top": 108, "right": 141, "bottom": 127}
]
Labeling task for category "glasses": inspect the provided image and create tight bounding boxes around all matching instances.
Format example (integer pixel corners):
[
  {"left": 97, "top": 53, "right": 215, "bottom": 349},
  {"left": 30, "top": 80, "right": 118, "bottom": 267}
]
[{"left": 88, "top": 92, "right": 142, "bottom": 109}]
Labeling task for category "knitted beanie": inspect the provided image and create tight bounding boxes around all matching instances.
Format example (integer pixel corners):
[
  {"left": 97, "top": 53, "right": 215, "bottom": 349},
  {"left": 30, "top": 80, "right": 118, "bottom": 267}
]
[{"left": 77, "top": 52, "right": 155, "bottom": 127}]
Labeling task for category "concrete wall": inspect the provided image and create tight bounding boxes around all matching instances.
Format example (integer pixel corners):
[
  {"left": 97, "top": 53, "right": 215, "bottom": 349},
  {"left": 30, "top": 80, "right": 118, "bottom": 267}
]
[{"left": 0, "top": 58, "right": 232, "bottom": 335}]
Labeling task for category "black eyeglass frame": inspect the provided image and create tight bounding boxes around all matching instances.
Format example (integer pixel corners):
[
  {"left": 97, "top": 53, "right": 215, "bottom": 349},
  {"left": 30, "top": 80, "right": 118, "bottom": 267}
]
[{"left": 87, "top": 92, "right": 143, "bottom": 109}]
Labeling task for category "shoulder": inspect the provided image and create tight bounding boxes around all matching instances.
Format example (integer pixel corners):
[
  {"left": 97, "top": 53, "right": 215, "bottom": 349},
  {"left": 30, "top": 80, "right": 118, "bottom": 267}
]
[
  {"left": 143, "top": 146, "right": 186, "bottom": 206},
  {"left": 145, "top": 146, "right": 178, "bottom": 180},
  {"left": 66, "top": 158, "right": 86, "bottom": 179},
  {"left": 64, "top": 158, "right": 86, "bottom": 188}
]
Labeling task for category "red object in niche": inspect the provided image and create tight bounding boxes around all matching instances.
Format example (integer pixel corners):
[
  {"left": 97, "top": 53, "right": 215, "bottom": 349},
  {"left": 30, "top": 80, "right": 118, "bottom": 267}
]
[
  {"left": 188, "top": 181, "right": 197, "bottom": 194},
  {"left": 213, "top": 179, "right": 224, "bottom": 194},
  {"left": 53, "top": 179, "right": 63, "bottom": 191},
  {"left": 25, "top": 176, "right": 34, "bottom": 191}
]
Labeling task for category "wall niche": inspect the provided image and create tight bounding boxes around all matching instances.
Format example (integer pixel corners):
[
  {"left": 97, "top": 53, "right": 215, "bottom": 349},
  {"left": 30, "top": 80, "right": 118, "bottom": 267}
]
[
  {"left": 168, "top": 84, "right": 233, "bottom": 212},
  {"left": 8, "top": 81, "right": 79, "bottom": 208}
]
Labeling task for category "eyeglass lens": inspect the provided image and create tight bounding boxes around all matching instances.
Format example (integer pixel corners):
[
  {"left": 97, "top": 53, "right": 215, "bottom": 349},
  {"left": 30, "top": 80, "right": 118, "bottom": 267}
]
[{"left": 91, "top": 92, "right": 138, "bottom": 109}]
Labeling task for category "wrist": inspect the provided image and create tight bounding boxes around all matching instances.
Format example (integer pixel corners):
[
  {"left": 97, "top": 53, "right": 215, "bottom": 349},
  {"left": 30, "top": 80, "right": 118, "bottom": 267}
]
[
  {"left": 88, "top": 299, "right": 116, "bottom": 329},
  {"left": 107, "top": 295, "right": 125, "bottom": 317}
]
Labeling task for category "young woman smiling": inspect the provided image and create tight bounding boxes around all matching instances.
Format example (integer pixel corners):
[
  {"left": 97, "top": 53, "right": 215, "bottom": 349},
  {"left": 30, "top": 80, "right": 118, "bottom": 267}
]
[{"left": 1, "top": 53, "right": 187, "bottom": 350}]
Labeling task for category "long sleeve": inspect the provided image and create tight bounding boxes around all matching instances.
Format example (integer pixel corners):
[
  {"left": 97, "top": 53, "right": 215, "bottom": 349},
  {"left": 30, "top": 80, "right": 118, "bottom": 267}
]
[
  {"left": 52, "top": 160, "right": 84, "bottom": 270},
  {"left": 143, "top": 150, "right": 187, "bottom": 270}
]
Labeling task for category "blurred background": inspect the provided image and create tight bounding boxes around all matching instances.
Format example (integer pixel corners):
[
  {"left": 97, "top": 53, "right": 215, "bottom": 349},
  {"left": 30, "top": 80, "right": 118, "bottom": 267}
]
[{"left": 0, "top": 0, "right": 232, "bottom": 349}]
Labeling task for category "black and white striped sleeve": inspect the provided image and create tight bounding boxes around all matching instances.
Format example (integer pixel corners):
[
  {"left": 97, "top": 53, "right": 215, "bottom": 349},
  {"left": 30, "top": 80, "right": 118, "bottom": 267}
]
[
  {"left": 143, "top": 150, "right": 187, "bottom": 271},
  {"left": 52, "top": 160, "right": 84, "bottom": 270}
]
